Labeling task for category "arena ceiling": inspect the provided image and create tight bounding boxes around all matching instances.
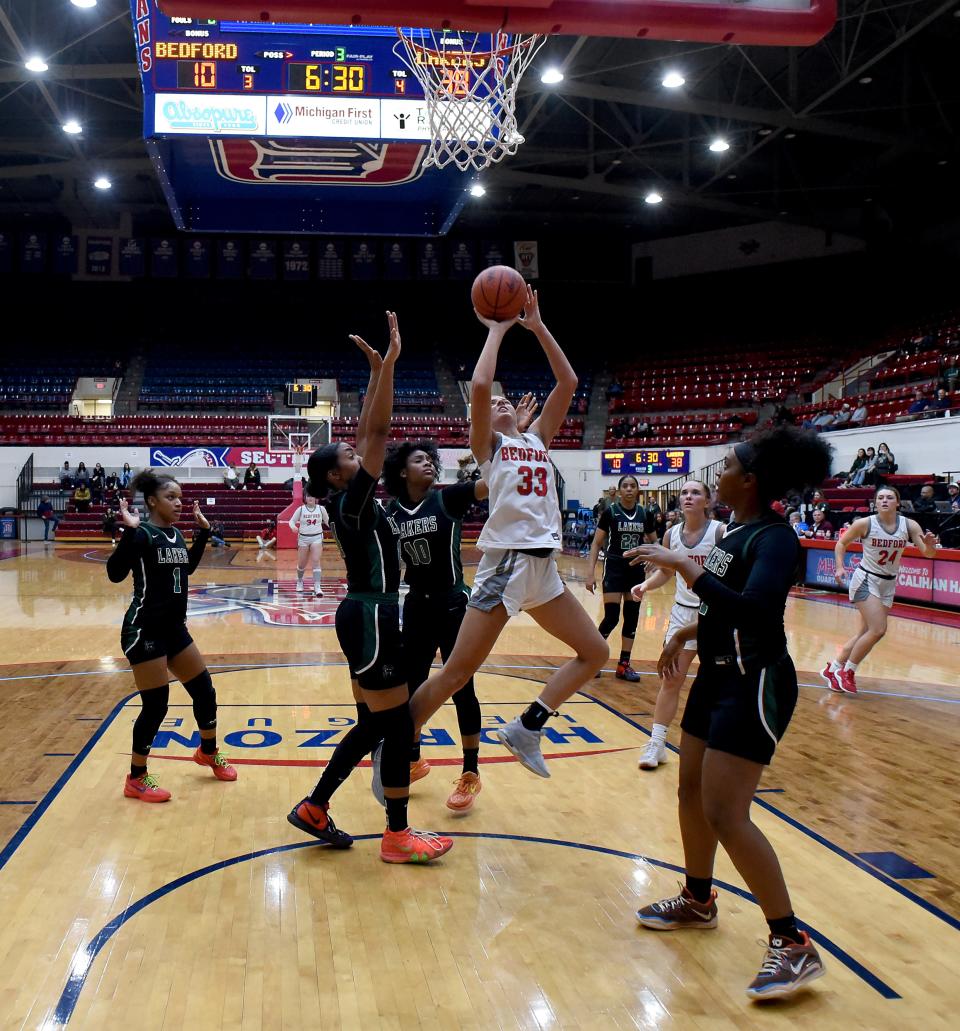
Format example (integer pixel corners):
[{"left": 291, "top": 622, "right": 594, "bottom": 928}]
[{"left": 0, "top": 0, "right": 958, "bottom": 241}]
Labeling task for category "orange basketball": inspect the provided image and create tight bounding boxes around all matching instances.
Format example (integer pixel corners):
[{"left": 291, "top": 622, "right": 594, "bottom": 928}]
[{"left": 471, "top": 265, "right": 528, "bottom": 321}]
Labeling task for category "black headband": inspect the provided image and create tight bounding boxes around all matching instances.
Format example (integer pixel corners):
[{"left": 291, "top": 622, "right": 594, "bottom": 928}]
[{"left": 734, "top": 442, "right": 757, "bottom": 472}]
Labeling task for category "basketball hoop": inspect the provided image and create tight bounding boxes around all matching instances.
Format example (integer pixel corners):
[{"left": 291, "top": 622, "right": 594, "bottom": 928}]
[
  {"left": 293, "top": 444, "right": 306, "bottom": 478},
  {"left": 394, "top": 28, "right": 546, "bottom": 172}
]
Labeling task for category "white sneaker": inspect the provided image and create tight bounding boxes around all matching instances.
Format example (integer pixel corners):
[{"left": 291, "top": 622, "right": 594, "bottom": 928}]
[
  {"left": 314, "top": 586, "right": 325, "bottom": 597},
  {"left": 296, "top": 580, "right": 304, "bottom": 593},
  {"left": 639, "top": 740, "right": 667, "bottom": 770},
  {"left": 494, "top": 717, "right": 550, "bottom": 778}
]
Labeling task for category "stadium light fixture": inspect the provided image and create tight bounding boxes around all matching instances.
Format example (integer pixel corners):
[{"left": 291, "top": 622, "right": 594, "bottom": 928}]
[
  {"left": 25, "top": 56, "right": 49, "bottom": 72},
  {"left": 709, "top": 138, "right": 730, "bottom": 153},
  {"left": 71, "top": 0, "right": 98, "bottom": 8},
  {"left": 644, "top": 191, "right": 663, "bottom": 205},
  {"left": 540, "top": 68, "right": 564, "bottom": 85},
  {"left": 93, "top": 176, "right": 112, "bottom": 190},
  {"left": 469, "top": 183, "right": 486, "bottom": 197},
  {"left": 62, "top": 120, "right": 83, "bottom": 134},
  {"left": 661, "top": 71, "right": 685, "bottom": 89}
]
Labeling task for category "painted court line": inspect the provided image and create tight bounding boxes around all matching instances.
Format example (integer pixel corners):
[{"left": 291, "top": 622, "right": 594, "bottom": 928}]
[{"left": 50, "top": 833, "right": 898, "bottom": 1025}]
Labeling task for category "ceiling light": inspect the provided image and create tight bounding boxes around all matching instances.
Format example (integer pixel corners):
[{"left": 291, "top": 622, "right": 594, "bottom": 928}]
[
  {"left": 708, "top": 138, "right": 730, "bottom": 153},
  {"left": 758, "top": 128, "right": 773, "bottom": 136},
  {"left": 858, "top": 76, "right": 873, "bottom": 85},
  {"left": 785, "top": 132, "right": 797, "bottom": 139},
  {"left": 661, "top": 71, "right": 685, "bottom": 89},
  {"left": 540, "top": 67, "right": 563, "bottom": 85},
  {"left": 727, "top": 174, "right": 737, "bottom": 180},
  {"left": 644, "top": 191, "right": 663, "bottom": 205},
  {"left": 93, "top": 176, "right": 111, "bottom": 190},
  {"left": 25, "top": 56, "right": 48, "bottom": 72},
  {"left": 469, "top": 183, "right": 485, "bottom": 197},
  {"left": 62, "top": 120, "right": 83, "bottom": 134},
  {"left": 938, "top": 159, "right": 948, "bottom": 166},
  {"left": 71, "top": 0, "right": 98, "bottom": 7}
]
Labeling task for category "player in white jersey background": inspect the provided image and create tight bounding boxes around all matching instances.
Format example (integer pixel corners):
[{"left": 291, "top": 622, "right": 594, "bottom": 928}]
[
  {"left": 825, "top": 485, "right": 937, "bottom": 694},
  {"left": 288, "top": 491, "right": 330, "bottom": 595},
  {"left": 630, "top": 480, "right": 725, "bottom": 770},
  {"left": 402, "top": 286, "right": 608, "bottom": 778}
]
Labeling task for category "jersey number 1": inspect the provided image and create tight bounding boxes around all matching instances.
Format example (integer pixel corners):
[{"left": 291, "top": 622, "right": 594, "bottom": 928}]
[
  {"left": 517, "top": 466, "right": 549, "bottom": 497},
  {"left": 172, "top": 567, "right": 182, "bottom": 594}
]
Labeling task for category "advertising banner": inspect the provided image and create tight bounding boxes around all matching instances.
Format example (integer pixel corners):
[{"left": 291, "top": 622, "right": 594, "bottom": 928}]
[
  {"left": 932, "top": 559, "right": 960, "bottom": 606},
  {"left": 150, "top": 446, "right": 301, "bottom": 469}
]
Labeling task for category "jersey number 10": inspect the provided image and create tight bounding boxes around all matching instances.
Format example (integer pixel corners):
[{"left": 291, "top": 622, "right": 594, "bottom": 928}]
[{"left": 517, "top": 466, "right": 549, "bottom": 497}]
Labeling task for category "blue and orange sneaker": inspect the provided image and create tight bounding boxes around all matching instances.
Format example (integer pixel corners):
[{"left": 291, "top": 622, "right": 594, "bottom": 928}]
[
  {"left": 287, "top": 799, "right": 353, "bottom": 848},
  {"left": 123, "top": 773, "right": 171, "bottom": 803},
  {"left": 380, "top": 827, "right": 453, "bottom": 864},
  {"left": 193, "top": 747, "right": 238, "bottom": 781}
]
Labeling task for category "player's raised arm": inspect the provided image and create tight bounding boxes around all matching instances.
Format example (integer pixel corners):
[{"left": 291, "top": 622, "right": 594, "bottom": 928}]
[
  {"left": 350, "top": 326, "right": 384, "bottom": 457},
  {"left": 469, "top": 314, "right": 515, "bottom": 463},
  {"left": 517, "top": 288, "right": 578, "bottom": 447},
  {"left": 357, "top": 310, "right": 400, "bottom": 480}
]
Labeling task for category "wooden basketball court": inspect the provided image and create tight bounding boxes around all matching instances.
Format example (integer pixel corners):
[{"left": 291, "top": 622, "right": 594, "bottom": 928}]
[{"left": 0, "top": 540, "right": 957, "bottom": 1029}]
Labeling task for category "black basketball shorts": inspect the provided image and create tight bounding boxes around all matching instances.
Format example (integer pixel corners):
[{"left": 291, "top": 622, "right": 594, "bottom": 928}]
[
  {"left": 335, "top": 597, "right": 406, "bottom": 691},
  {"left": 121, "top": 620, "right": 193, "bottom": 667},
  {"left": 680, "top": 653, "right": 798, "bottom": 765},
  {"left": 602, "top": 555, "right": 646, "bottom": 595}
]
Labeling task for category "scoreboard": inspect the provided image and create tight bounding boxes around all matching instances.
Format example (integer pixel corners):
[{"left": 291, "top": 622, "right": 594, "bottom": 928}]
[
  {"left": 601, "top": 449, "right": 690, "bottom": 476},
  {"left": 132, "top": 5, "right": 491, "bottom": 141}
]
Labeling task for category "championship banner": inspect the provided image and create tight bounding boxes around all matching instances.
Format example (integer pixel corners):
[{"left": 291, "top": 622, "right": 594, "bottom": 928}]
[
  {"left": 85, "top": 235, "right": 114, "bottom": 276},
  {"left": 383, "top": 239, "right": 411, "bottom": 280},
  {"left": 21, "top": 232, "right": 46, "bottom": 274},
  {"left": 351, "top": 239, "right": 378, "bottom": 280},
  {"left": 282, "top": 240, "right": 311, "bottom": 281},
  {"left": 514, "top": 240, "right": 539, "bottom": 280},
  {"left": 185, "top": 237, "right": 211, "bottom": 278},
  {"left": 248, "top": 239, "right": 277, "bottom": 279},
  {"left": 449, "top": 240, "right": 476, "bottom": 280},
  {"left": 118, "top": 238, "right": 145, "bottom": 277},
  {"left": 151, "top": 238, "right": 178, "bottom": 278},
  {"left": 218, "top": 238, "right": 243, "bottom": 278},
  {"left": 417, "top": 239, "right": 442, "bottom": 279},
  {"left": 316, "top": 239, "right": 345, "bottom": 280},
  {"left": 54, "top": 235, "right": 78, "bottom": 276}
]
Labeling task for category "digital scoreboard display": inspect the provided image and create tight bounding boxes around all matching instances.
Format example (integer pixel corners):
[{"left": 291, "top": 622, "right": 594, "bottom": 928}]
[
  {"left": 131, "top": 6, "right": 489, "bottom": 140},
  {"left": 601, "top": 450, "right": 690, "bottom": 476}
]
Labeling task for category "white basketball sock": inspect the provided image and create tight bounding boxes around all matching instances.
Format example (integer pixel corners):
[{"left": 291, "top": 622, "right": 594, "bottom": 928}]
[
  {"left": 844, "top": 660, "right": 858, "bottom": 672},
  {"left": 650, "top": 723, "right": 668, "bottom": 745},
  {"left": 829, "top": 660, "right": 842, "bottom": 673}
]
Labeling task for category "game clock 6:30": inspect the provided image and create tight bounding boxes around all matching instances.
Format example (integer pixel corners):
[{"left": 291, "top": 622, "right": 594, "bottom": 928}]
[
  {"left": 601, "top": 449, "right": 690, "bottom": 475},
  {"left": 288, "top": 63, "right": 366, "bottom": 93}
]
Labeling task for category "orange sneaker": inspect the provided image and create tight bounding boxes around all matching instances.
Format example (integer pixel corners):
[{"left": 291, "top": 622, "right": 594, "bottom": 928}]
[
  {"left": 193, "top": 747, "right": 238, "bottom": 781},
  {"left": 123, "top": 773, "right": 171, "bottom": 803},
  {"left": 446, "top": 772, "right": 482, "bottom": 813},
  {"left": 410, "top": 757, "right": 431, "bottom": 783},
  {"left": 380, "top": 827, "right": 453, "bottom": 864}
]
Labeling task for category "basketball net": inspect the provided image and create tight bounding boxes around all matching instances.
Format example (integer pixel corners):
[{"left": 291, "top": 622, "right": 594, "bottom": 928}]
[
  {"left": 293, "top": 445, "right": 306, "bottom": 478},
  {"left": 394, "top": 28, "right": 545, "bottom": 172}
]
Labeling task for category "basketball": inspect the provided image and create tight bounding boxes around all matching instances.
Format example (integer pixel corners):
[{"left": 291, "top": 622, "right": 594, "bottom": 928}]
[{"left": 471, "top": 265, "right": 528, "bottom": 321}]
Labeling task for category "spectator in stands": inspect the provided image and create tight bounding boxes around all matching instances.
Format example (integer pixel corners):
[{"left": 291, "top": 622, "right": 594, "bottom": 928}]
[
  {"left": 788, "top": 510, "right": 808, "bottom": 536},
  {"left": 209, "top": 519, "right": 229, "bottom": 548},
  {"left": 848, "top": 446, "right": 876, "bottom": 486},
  {"left": 37, "top": 497, "right": 59, "bottom": 540},
  {"left": 830, "top": 403, "right": 853, "bottom": 429},
  {"left": 942, "top": 360, "right": 959, "bottom": 392},
  {"left": 771, "top": 497, "right": 787, "bottom": 516},
  {"left": 102, "top": 506, "right": 120, "bottom": 545},
  {"left": 90, "top": 463, "right": 106, "bottom": 505},
  {"left": 60, "top": 461, "right": 73, "bottom": 491},
  {"left": 841, "top": 448, "right": 868, "bottom": 487},
  {"left": 849, "top": 401, "right": 869, "bottom": 426},
  {"left": 803, "top": 508, "right": 834, "bottom": 540},
  {"left": 907, "top": 389, "right": 929, "bottom": 418},
  {"left": 665, "top": 509, "right": 681, "bottom": 530},
  {"left": 224, "top": 463, "right": 240, "bottom": 490},
  {"left": 666, "top": 495, "right": 678, "bottom": 512},
  {"left": 74, "top": 462, "right": 90, "bottom": 487},
  {"left": 928, "top": 387, "right": 951, "bottom": 416},
  {"left": 913, "top": 485, "right": 938, "bottom": 514},
  {"left": 243, "top": 461, "right": 262, "bottom": 491},
  {"left": 948, "top": 482, "right": 960, "bottom": 511},
  {"left": 810, "top": 490, "right": 829, "bottom": 513},
  {"left": 256, "top": 518, "right": 277, "bottom": 551},
  {"left": 120, "top": 462, "right": 132, "bottom": 489},
  {"left": 873, "top": 442, "right": 896, "bottom": 482},
  {"left": 73, "top": 482, "right": 91, "bottom": 513}
]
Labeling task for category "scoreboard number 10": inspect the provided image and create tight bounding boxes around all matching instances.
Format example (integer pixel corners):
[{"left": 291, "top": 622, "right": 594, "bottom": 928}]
[{"left": 177, "top": 60, "right": 217, "bottom": 89}]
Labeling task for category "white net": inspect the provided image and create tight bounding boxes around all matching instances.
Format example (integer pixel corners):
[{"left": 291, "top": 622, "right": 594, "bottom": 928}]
[
  {"left": 394, "top": 28, "right": 546, "bottom": 172},
  {"left": 267, "top": 415, "right": 330, "bottom": 455}
]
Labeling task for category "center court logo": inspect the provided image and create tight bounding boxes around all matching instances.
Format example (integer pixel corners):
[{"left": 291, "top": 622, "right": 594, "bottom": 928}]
[{"left": 161, "top": 99, "right": 259, "bottom": 132}]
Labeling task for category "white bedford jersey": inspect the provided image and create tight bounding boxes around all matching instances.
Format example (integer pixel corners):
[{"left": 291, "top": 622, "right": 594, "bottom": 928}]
[
  {"left": 478, "top": 431, "right": 563, "bottom": 552},
  {"left": 289, "top": 503, "right": 328, "bottom": 540},
  {"left": 668, "top": 519, "right": 726, "bottom": 606},
  {"left": 859, "top": 514, "right": 909, "bottom": 576}
]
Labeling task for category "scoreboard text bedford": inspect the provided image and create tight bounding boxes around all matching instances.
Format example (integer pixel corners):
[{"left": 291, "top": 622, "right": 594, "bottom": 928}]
[{"left": 601, "top": 450, "right": 690, "bottom": 476}]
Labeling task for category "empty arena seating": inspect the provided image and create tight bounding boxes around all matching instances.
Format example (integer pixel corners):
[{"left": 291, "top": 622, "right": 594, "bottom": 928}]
[
  {"left": 791, "top": 382, "right": 958, "bottom": 427},
  {"left": 496, "top": 362, "right": 592, "bottom": 415},
  {"left": 606, "top": 410, "right": 757, "bottom": 448},
  {"left": 870, "top": 347, "right": 959, "bottom": 388},
  {"left": 330, "top": 414, "right": 584, "bottom": 449},
  {"left": 0, "top": 354, "right": 124, "bottom": 410},
  {"left": 0, "top": 414, "right": 267, "bottom": 446}
]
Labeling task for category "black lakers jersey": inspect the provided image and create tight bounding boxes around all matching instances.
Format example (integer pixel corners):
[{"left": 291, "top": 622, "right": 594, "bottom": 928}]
[
  {"left": 108, "top": 522, "right": 210, "bottom": 628},
  {"left": 597, "top": 502, "right": 656, "bottom": 557},
  {"left": 387, "top": 482, "right": 476, "bottom": 597},
  {"left": 692, "top": 513, "right": 800, "bottom": 668},
  {"left": 328, "top": 467, "right": 401, "bottom": 596}
]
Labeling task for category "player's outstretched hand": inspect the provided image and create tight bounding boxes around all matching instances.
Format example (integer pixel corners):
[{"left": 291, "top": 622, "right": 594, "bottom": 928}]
[
  {"left": 193, "top": 501, "right": 210, "bottom": 530},
  {"left": 118, "top": 498, "right": 140, "bottom": 529},
  {"left": 657, "top": 636, "right": 683, "bottom": 679},
  {"left": 349, "top": 332, "right": 384, "bottom": 371},
  {"left": 516, "top": 392, "right": 539, "bottom": 432},
  {"left": 920, "top": 529, "right": 938, "bottom": 550},
  {"left": 625, "top": 543, "right": 677, "bottom": 570},
  {"left": 630, "top": 582, "right": 648, "bottom": 603},
  {"left": 517, "top": 286, "right": 544, "bottom": 333},
  {"left": 384, "top": 310, "right": 401, "bottom": 364},
  {"left": 473, "top": 309, "right": 519, "bottom": 333},
  {"left": 833, "top": 565, "right": 846, "bottom": 585}
]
